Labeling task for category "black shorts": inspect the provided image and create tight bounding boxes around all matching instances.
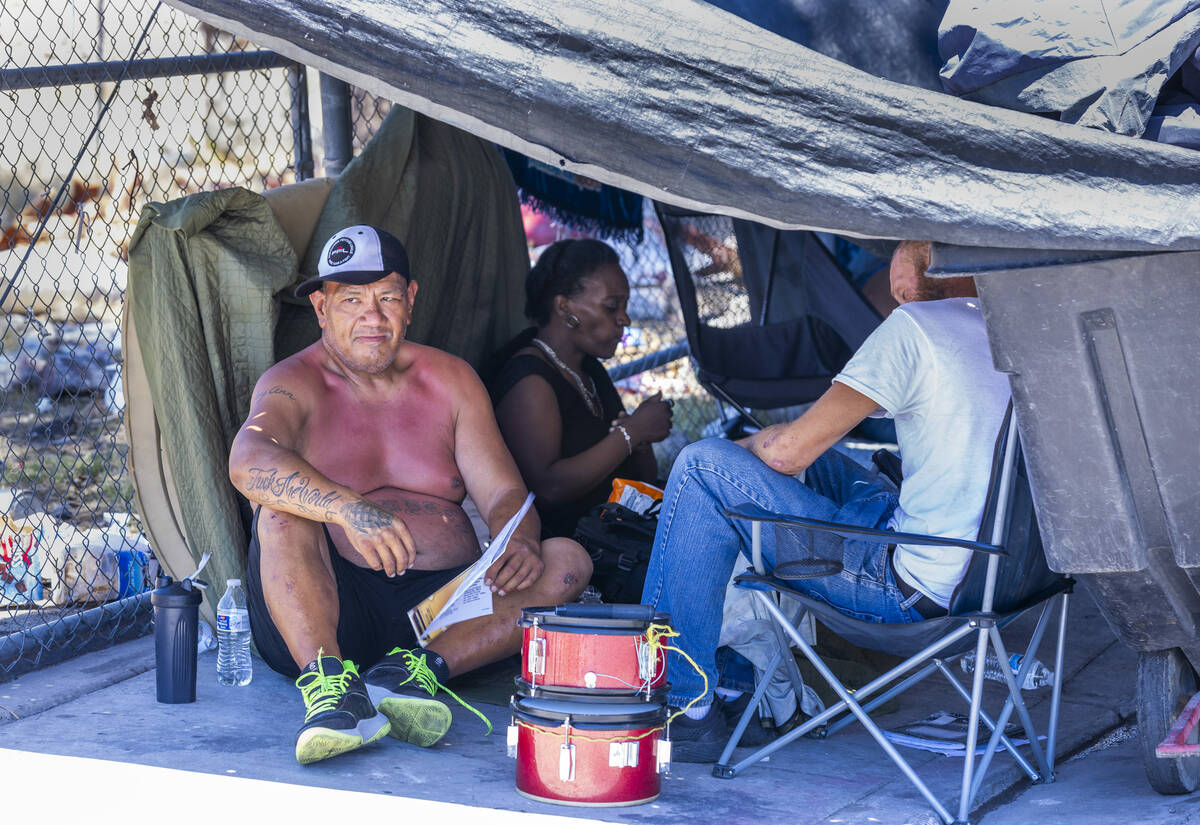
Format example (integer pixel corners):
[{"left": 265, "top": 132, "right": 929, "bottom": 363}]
[{"left": 245, "top": 507, "right": 469, "bottom": 678}]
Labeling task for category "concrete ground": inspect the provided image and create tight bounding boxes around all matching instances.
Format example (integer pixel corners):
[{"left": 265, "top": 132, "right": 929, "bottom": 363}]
[
  {"left": 0, "top": 586, "right": 1187, "bottom": 824},
  {"left": 979, "top": 724, "right": 1200, "bottom": 825}
]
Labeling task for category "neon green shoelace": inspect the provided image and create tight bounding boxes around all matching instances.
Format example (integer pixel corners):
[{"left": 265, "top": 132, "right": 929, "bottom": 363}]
[
  {"left": 295, "top": 653, "right": 360, "bottom": 723},
  {"left": 386, "top": 647, "right": 493, "bottom": 735}
]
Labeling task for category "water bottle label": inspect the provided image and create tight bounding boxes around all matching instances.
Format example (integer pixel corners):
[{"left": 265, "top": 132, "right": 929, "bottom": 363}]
[{"left": 217, "top": 608, "right": 250, "bottom": 633}]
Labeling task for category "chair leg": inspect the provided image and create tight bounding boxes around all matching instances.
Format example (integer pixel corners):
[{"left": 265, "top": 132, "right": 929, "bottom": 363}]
[
  {"left": 716, "top": 646, "right": 783, "bottom": 767},
  {"left": 933, "top": 659, "right": 1040, "bottom": 782},
  {"left": 958, "top": 627, "right": 992, "bottom": 824},
  {"left": 1046, "top": 592, "right": 1069, "bottom": 778},
  {"left": 988, "top": 626, "right": 1052, "bottom": 778},
  {"left": 750, "top": 591, "right": 957, "bottom": 824},
  {"left": 967, "top": 599, "right": 1058, "bottom": 803}
]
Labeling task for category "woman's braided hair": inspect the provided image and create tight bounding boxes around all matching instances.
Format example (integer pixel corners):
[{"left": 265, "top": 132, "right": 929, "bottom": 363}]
[{"left": 525, "top": 238, "right": 620, "bottom": 325}]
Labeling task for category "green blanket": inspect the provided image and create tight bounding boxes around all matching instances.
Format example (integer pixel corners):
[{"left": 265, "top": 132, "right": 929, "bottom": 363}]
[
  {"left": 127, "top": 108, "right": 529, "bottom": 613},
  {"left": 127, "top": 187, "right": 296, "bottom": 602},
  {"left": 298, "top": 107, "right": 529, "bottom": 368}
]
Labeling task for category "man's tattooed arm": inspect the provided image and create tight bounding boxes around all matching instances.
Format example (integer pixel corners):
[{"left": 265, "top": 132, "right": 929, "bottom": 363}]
[{"left": 244, "top": 467, "right": 342, "bottom": 521}]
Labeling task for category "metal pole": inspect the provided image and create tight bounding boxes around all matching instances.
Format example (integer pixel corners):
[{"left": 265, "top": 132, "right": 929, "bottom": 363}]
[
  {"left": 957, "top": 625, "right": 991, "bottom": 822},
  {"left": 1046, "top": 592, "right": 1070, "bottom": 776},
  {"left": 289, "top": 64, "right": 314, "bottom": 181},
  {"left": 0, "top": 51, "right": 296, "bottom": 92},
  {"left": 319, "top": 74, "right": 354, "bottom": 176}
]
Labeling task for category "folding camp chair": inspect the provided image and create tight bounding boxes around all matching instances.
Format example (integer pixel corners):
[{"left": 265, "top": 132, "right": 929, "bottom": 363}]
[
  {"left": 713, "top": 406, "right": 1072, "bottom": 825},
  {"left": 653, "top": 202, "right": 883, "bottom": 428}
]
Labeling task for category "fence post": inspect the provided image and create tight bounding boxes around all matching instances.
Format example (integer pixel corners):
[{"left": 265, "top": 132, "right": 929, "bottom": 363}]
[
  {"left": 289, "top": 63, "right": 314, "bottom": 181},
  {"left": 319, "top": 73, "right": 353, "bottom": 176}
]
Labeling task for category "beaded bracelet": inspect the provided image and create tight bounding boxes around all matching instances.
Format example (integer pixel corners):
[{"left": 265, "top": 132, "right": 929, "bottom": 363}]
[{"left": 611, "top": 423, "right": 633, "bottom": 456}]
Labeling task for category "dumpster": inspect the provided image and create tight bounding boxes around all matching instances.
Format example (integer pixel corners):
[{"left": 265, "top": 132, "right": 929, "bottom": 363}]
[{"left": 933, "top": 244, "right": 1200, "bottom": 794}]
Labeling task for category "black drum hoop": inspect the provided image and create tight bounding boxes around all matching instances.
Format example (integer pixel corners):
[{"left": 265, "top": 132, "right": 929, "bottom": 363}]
[
  {"left": 518, "top": 603, "right": 671, "bottom": 634},
  {"left": 513, "top": 677, "right": 669, "bottom": 704},
  {"left": 510, "top": 695, "right": 668, "bottom": 729}
]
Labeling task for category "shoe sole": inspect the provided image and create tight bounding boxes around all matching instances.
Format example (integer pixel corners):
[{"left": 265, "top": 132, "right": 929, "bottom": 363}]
[
  {"left": 295, "top": 713, "right": 391, "bottom": 765},
  {"left": 365, "top": 684, "right": 452, "bottom": 747}
]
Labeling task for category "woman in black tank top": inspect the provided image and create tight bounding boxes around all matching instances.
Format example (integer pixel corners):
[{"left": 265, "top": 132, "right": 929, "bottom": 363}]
[{"left": 489, "top": 239, "right": 673, "bottom": 539}]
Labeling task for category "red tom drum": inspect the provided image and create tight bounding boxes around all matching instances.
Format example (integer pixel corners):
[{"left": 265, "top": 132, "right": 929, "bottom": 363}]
[
  {"left": 510, "top": 694, "right": 669, "bottom": 806},
  {"left": 518, "top": 604, "right": 671, "bottom": 699}
]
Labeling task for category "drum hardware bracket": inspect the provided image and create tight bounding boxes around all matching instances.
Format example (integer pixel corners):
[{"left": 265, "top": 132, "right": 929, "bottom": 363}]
[
  {"left": 560, "top": 717, "right": 576, "bottom": 782},
  {"left": 506, "top": 722, "right": 519, "bottom": 758},
  {"left": 637, "top": 640, "right": 655, "bottom": 681},
  {"left": 656, "top": 737, "right": 672, "bottom": 775},
  {"left": 609, "top": 740, "right": 640, "bottom": 768},
  {"left": 528, "top": 634, "right": 546, "bottom": 680}
]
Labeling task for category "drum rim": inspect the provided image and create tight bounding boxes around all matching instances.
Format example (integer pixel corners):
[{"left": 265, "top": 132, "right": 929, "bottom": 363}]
[
  {"left": 513, "top": 677, "right": 670, "bottom": 703},
  {"left": 518, "top": 604, "right": 671, "bottom": 632},
  {"left": 510, "top": 695, "right": 668, "bottom": 727},
  {"left": 514, "top": 788, "right": 661, "bottom": 808}
]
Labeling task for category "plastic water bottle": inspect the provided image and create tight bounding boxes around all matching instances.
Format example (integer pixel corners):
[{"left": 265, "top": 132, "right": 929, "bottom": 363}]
[
  {"left": 216, "top": 579, "right": 252, "bottom": 686},
  {"left": 960, "top": 651, "right": 1052, "bottom": 690}
]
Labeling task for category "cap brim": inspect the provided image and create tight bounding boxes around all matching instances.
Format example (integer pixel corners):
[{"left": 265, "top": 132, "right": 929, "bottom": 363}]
[{"left": 293, "top": 269, "right": 392, "bottom": 297}]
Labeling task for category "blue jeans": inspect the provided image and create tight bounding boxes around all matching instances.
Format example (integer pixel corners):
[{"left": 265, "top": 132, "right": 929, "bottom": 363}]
[{"left": 641, "top": 438, "right": 921, "bottom": 708}]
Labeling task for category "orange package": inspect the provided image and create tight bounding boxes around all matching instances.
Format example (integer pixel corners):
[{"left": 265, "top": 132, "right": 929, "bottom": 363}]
[{"left": 608, "top": 478, "right": 664, "bottom": 515}]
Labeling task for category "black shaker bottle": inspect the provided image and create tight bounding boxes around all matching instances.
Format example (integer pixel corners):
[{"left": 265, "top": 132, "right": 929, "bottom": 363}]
[{"left": 152, "top": 575, "right": 204, "bottom": 703}]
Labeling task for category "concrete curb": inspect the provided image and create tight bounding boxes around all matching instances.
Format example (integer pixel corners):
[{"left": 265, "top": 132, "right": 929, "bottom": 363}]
[{"left": 0, "top": 635, "right": 154, "bottom": 724}]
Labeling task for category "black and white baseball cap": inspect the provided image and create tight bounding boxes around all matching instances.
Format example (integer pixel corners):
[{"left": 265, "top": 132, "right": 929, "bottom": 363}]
[{"left": 294, "top": 225, "right": 411, "bottom": 297}]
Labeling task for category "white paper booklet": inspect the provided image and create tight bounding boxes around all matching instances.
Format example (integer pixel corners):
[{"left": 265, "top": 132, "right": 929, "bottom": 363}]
[{"left": 408, "top": 492, "right": 535, "bottom": 644}]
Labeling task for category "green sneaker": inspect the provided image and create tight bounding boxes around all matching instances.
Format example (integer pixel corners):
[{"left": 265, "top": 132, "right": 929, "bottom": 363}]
[
  {"left": 294, "top": 654, "right": 390, "bottom": 765},
  {"left": 362, "top": 647, "right": 493, "bottom": 747}
]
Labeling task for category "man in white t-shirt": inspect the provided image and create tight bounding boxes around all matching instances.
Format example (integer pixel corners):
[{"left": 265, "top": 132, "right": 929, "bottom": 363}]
[{"left": 641, "top": 241, "right": 1011, "bottom": 761}]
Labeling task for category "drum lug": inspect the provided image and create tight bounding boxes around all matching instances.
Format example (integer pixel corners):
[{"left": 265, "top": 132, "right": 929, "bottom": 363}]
[
  {"left": 656, "top": 737, "right": 672, "bottom": 775},
  {"left": 506, "top": 723, "right": 518, "bottom": 758},
  {"left": 637, "top": 640, "right": 655, "bottom": 681},
  {"left": 528, "top": 637, "right": 546, "bottom": 677},
  {"left": 559, "top": 743, "right": 576, "bottom": 782},
  {"left": 609, "top": 740, "right": 640, "bottom": 768}
]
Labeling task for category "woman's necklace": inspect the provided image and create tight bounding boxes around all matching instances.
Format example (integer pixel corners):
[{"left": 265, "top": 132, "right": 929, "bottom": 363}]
[{"left": 532, "top": 338, "right": 603, "bottom": 418}]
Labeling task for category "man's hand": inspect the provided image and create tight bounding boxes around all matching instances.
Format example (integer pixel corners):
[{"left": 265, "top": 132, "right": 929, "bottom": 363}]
[
  {"left": 484, "top": 535, "right": 544, "bottom": 597},
  {"left": 338, "top": 498, "right": 417, "bottom": 577}
]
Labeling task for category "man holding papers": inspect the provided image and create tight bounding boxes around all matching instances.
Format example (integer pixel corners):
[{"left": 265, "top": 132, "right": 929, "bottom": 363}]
[{"left": 228, "top": 226, "right": 592, "bottom": 765}]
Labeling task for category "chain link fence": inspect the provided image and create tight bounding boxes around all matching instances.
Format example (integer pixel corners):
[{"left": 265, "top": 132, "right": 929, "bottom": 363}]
[{"left": 1, "top": 0, "right": 299, "bottom": 680}]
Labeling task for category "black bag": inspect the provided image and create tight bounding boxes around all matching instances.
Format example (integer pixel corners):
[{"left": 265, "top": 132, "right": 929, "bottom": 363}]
[{"left": 572, "top": 502, "right": 658, "bottom": 604}]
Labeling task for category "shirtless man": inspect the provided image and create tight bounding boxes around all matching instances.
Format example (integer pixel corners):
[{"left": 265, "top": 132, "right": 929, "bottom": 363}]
[{"left": 228, "top": 225, "right": 592, "bottom": 765}]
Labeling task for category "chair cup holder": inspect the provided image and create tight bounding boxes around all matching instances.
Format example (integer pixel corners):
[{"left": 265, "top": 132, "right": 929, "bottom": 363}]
[
  {"left": 774, "top": 523, "right": 844, "bottom": 579},
  {"left": 774, "top": 559, "right": 843, "bottom": 580}
]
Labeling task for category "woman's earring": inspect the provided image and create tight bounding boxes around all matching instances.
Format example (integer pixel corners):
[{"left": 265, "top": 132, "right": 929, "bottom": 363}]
[{"left": 565, "top": 313, "right": 581, "bottom": 329}]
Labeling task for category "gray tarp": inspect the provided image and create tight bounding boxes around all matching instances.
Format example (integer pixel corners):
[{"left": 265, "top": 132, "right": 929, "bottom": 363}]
[
  {"left": 939, "top": 0, "right": 1200, "bottom": 137},
  {"left": 165, "top": 0, "right": 1200, "bottom": 252}
]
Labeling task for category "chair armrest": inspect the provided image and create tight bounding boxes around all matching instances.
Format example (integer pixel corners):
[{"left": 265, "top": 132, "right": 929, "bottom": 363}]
[{"left": 723, "top": 502, "right": 1007, "bottom": 557}]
